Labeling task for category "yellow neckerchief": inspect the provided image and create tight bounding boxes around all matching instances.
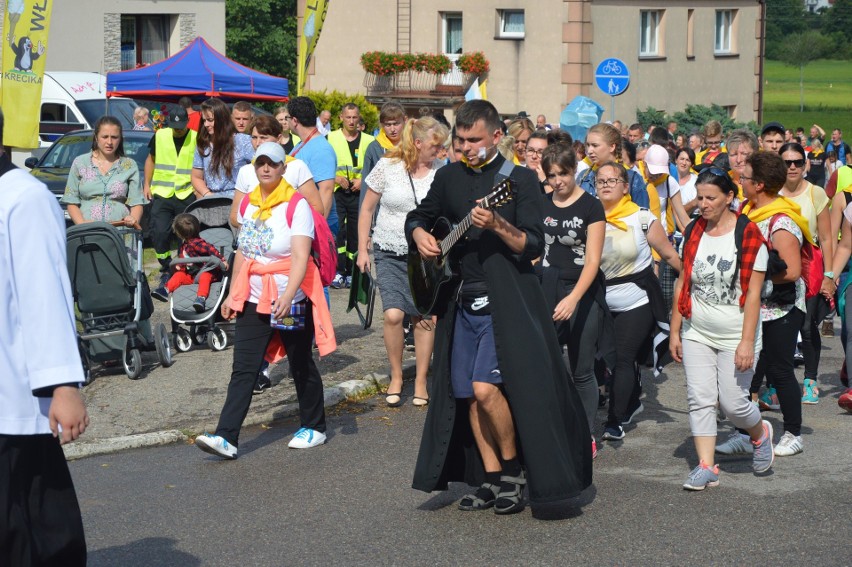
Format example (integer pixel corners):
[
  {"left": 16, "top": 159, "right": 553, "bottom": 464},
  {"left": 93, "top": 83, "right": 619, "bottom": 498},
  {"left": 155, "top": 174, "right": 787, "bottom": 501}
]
[
  {"left": 742, "top": 196, "right": 813, "bottom": 244},
  {"left": 636, "top": 160, "right": 651, "bottom": 185},
  {"left": 728, "top": 169, "right": 745, "bottom": 200},
  {"left": 605, "top": 195, "right": 640, "bottom": 231},
  {"left": 461, "top": 150, "right": 499, "bottom": 170},
  {"left": 249, "top": 175, "right": 297, "bottom": 221},
  {"left": 810, "top": 148, "right": 823, "bottom": 158},
  {"left": 582, "top": 156, "right": 601, "bottom": 172},
  {"left": 376, "top": 129, "right": 395, "bottom": 150},
  {"left": 513, "top": 154, "right": 522, "bottom": 166}
]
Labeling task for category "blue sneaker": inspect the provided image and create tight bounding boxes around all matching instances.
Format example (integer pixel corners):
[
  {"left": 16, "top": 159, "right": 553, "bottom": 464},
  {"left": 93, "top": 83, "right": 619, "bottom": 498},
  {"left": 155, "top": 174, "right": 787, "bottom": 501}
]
[
  {"left": 331, "top": 274, "right": 345, "bottom": 289},
  {"left": 683, "top": 461, "right": 720, "bottom": 491},
  {"left": 751, "top": 420, "right": 774, "bottom": 473},
  {"left": 758, "top": 386, "right": 780, "bottom": 411},
  {"left": 802, "top": 378, "right": 819, "bottom": 404},
  {"left": 195, "top": 433, "right": 237, "bottom": 459},
  {"left": 288, "top": 427, "right": 327, "bottom": 449},
  {"left": 602, "top": 425, "right": 625, "bottom": 441}
]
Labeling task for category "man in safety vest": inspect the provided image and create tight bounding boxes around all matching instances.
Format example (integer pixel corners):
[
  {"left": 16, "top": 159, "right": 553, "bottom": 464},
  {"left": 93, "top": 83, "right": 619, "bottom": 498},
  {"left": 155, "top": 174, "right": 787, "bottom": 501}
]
[
  {"left": 143, "top": 107, "right": 198, "bottom": 300},
  {"left": 327, "top": 103, "right": 374, "bottom": 288}
]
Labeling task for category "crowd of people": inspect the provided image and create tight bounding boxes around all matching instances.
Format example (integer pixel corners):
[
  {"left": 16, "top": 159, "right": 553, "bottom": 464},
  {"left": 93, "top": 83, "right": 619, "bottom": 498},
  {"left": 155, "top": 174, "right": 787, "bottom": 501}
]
[
  {"left": 52, "top": 98, "right": 852, "bottom": 486},
  {"left": 8, "top": 92, "right": 852, "bottom": 563}
]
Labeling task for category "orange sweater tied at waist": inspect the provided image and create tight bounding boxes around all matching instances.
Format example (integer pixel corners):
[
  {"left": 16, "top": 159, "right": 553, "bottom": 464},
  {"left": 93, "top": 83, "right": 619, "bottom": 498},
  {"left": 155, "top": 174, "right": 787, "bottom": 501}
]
[{"left": 228, "top": 256, "right": 336, "bottom": 361}]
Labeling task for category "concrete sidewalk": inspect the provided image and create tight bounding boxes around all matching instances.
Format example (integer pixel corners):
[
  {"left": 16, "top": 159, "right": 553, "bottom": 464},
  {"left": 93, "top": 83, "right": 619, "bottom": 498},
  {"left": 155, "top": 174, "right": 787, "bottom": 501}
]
[{"left": 65, "top": 284, "right": 404, "bottom": 459}]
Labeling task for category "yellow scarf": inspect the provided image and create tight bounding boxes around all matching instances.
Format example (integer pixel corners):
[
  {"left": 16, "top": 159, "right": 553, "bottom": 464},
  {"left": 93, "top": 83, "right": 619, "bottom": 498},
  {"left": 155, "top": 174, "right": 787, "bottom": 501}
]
[
  {"left": 249, "top": 176, "right": 297, "bottom": 221},
  {"left": 376, "top": 129, "right": 395, "bottom": 150},
  {"left": 513, "top": 154, "right": 522, "bottom": 166},
  {"left": 582, "top": 156, "right": 598, "bottom": 171},
  {"left": 605, "top": 195, "right": 640, "bottom": 231},
  {"left": 741, "top": 196, "right": 813, "bottom": 244}
]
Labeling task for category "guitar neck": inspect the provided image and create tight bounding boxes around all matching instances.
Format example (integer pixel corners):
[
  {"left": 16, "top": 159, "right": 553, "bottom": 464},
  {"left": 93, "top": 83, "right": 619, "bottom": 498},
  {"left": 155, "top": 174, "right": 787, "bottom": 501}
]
[{"left": 439, "top": 198, "right": 492, "bottom": 257}]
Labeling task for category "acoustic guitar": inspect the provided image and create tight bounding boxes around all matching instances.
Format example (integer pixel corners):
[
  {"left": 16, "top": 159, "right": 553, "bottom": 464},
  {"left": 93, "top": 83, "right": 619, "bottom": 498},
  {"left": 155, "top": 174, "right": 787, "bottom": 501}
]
[{"left": 407, "top": 179, "right": 515, "bottom": 316}]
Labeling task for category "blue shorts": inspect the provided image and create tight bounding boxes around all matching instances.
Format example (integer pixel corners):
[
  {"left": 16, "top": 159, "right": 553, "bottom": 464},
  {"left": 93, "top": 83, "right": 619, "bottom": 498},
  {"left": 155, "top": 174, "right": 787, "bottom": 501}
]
[{"left": 450, "top": 308, "right": 502, "bottom": 398}]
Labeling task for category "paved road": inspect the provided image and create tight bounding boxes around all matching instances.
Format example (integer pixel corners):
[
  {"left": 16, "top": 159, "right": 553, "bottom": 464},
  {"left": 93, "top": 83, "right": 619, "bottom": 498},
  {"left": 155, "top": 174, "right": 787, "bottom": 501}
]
[{"left": 71, "top": 332, "right": 852, "bottom": 566}]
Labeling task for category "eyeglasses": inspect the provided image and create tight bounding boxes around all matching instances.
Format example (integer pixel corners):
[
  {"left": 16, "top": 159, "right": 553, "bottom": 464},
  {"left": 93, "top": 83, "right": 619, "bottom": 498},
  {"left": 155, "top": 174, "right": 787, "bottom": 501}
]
[
  {"left": 739, "top": 175, "right": 754, "bottom": 184},
  {"left": 279, "top": 115, "right": 291, "bottom": 121},
  {"left": 525, "top": 148, "right": 544, "bottom": 157},
  {"left": 595, "top": 178, "right": 624, "bottom": 188},
  {"left": 784, "top": 158, "right": 806, "bottom": 169},
  {"left": 706, "top": 139, "right": 722, "bottom": 146}
]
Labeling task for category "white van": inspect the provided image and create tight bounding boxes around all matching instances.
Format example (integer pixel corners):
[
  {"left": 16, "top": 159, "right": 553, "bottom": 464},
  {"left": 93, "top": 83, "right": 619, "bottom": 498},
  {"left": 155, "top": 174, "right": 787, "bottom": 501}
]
[{"left": 12, "top": 72, "right": 140, "bottom": 167}]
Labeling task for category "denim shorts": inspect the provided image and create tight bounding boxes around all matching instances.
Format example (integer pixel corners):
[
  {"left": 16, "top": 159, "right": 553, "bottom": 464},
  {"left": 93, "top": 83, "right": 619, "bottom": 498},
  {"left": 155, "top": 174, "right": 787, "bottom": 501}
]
[{"left": 450, "top": 307, "right": 502, "bottom": 398}]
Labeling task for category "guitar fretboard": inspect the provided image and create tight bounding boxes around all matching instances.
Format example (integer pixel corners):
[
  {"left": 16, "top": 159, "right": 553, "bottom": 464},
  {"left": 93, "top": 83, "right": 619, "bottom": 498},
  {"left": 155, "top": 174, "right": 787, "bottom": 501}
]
[{"left": 438, "top": 197, "right": 489, "bottom": 257}]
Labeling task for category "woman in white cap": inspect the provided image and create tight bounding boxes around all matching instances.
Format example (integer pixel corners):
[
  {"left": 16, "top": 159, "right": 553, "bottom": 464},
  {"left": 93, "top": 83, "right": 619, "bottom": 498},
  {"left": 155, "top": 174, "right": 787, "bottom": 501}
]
[{"left": 195, "top": 142, "right": 336, "bottom": 459}]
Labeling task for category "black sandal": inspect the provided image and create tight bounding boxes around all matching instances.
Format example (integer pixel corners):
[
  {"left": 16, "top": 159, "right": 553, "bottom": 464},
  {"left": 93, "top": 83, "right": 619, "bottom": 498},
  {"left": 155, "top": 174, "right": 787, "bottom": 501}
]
[
  {"left": 494, "top": 470, "right": 527, "bottom": 515},
  {"left": 457, "top": 482, "right": 499, "bottom": 511}
]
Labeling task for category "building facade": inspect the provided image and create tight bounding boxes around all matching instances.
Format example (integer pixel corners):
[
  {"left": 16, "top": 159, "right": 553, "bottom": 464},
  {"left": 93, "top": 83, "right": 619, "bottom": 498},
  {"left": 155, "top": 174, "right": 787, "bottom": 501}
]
[
  {"left": 299, "top": 0, "right": 763, "bottom": 124},
  {"left": 36, "top": 0, "right": 225, "bottom": 73}
]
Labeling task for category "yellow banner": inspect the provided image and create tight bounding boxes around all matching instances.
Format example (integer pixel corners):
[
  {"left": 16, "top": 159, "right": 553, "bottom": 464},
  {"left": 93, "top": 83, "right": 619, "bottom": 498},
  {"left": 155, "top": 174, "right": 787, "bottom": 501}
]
[
  {"left": 296, "top": 0, "right": 328, "bottom": 96},
  {"left": 1, "top": 0, "right": 53, "bottom": 149}
]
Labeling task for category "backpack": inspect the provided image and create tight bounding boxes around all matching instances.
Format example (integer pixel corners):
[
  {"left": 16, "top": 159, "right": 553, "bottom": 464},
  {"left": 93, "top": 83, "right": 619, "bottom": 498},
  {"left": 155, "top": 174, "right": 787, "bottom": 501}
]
[
  {"left": 768, "top": 214, "right": 822, "bottom": 300},
  {"left": 239, "top": 192, "right": 338, "bottom": 287}
]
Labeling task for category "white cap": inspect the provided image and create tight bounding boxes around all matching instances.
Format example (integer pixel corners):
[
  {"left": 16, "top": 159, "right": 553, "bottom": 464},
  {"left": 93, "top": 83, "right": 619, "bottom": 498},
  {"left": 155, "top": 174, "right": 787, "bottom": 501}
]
[
  {"left": 644, "top": 144, "right": 669, "bottom": 175},
  {"left": 253, "top": 141, "right": 286, "bottom": 164}
]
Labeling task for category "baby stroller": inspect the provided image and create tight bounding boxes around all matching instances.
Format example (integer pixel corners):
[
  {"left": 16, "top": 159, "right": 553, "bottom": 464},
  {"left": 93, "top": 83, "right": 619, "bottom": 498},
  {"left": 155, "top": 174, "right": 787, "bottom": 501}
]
[
  {"left": 169, "top": 196, "right": 236, "bottom": 353},
  {"left": 66, "top": 222, "right": 173, "bottom": 381}
]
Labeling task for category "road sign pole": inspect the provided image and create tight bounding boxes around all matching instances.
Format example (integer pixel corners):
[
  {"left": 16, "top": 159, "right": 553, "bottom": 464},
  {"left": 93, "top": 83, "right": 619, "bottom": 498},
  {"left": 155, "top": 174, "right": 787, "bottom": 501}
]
[{"left": 611, "top": 96, "right": 615, "bottom": 122}]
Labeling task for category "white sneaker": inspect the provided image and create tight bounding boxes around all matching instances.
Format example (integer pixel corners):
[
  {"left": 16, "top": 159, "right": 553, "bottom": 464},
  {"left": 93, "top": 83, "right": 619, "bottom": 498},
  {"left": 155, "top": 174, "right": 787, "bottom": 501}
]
[
  {"left": 288, "top": 427, "right": 327, "bottom": 449},
  {"left": 774, "top": 431, "right": 803, "bottom": 456},
  {"left": 195, "top": 433, "right": 237, "bottom": 459},
  {"left": 715, "top": 432, "right": 753, "bottom": 455}
]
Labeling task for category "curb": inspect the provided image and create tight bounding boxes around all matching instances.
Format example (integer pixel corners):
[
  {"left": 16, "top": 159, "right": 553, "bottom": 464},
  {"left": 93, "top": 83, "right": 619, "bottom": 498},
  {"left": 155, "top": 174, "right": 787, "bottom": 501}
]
[{"left": 64, "top": 370, "right": 394, "bottom": 461}]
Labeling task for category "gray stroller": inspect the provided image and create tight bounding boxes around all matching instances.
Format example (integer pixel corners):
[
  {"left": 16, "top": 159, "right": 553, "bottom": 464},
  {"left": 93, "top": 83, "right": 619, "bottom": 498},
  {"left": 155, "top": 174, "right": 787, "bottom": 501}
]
[
  {"left": 169, "top": 196, "right": 236, "bottom": 353},
  {"left": 66, "top": 222, "right": 173, "bottom": 381}
]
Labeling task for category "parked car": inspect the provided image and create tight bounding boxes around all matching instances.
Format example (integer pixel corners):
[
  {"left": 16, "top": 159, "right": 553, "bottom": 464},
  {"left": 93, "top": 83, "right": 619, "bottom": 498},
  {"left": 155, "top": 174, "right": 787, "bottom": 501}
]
[{"left": 25, "top": 129, "right": 154, "bottom": 230}]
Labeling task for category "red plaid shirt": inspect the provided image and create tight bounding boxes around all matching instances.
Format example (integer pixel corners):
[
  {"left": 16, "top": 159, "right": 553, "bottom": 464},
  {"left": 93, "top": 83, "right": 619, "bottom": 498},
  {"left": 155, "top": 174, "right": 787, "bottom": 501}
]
[{"left": 176, "top": 237, "right": 226, "bottom": 274}]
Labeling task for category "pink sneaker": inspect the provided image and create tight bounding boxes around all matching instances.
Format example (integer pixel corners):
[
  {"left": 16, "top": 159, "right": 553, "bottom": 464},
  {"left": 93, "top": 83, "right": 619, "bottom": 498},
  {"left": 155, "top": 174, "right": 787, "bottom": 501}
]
[
  {"left": 839, "top": 388, "right": 852, "bottom": 413},
  {"left": 592, "top": 437, "right": 598, "bottom": 460}
]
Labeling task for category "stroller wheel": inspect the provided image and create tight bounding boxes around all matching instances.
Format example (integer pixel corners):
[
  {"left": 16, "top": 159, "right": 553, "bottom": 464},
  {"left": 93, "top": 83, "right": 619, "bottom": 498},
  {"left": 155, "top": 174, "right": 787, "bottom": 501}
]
[
  {"left": 208, "top": 327, "right": 228, "bottom": 351},
  {"left": 123, "top": 346, "right": 143, "bottom": 380},
  {"left": 154, "top": 323, "right": 174, "bottom": 368},
  {"left": 174, "top": 329, "right": 193, "bottom": 353}
]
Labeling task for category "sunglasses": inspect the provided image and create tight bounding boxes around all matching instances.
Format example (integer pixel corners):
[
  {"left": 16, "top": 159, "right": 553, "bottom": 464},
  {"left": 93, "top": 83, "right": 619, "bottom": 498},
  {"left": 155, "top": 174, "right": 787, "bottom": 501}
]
[{"left": 784, "top": 158, "right": 806, "bottom": 169}]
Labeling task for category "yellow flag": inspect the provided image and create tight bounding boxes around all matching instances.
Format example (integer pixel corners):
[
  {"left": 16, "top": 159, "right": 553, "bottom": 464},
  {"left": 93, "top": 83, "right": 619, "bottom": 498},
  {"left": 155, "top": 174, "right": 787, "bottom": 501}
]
[
  {"left": 296, "top": 0, "right": 329, "bottom": 96},
  {"left": 479, "top": 79, "right": 487, "bottom": 101},
  {"left": 1, "top": 0, "right": 53, "bottom": 148}
]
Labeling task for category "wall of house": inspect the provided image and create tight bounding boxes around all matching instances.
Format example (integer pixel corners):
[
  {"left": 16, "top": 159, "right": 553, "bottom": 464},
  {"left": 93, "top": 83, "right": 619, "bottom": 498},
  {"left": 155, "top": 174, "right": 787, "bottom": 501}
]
[{"left": 42, "top": 0, "right": 225, "bottom": 73}]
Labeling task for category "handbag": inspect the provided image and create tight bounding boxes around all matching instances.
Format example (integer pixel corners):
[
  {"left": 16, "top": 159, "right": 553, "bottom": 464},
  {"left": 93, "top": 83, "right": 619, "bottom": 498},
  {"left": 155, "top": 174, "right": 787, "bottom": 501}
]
[
  {"left": 347, "top": 252, "right": 377, "bottom": 329},
  {"left": 270, "top": 299, "right": 307, "bottom": 331}
]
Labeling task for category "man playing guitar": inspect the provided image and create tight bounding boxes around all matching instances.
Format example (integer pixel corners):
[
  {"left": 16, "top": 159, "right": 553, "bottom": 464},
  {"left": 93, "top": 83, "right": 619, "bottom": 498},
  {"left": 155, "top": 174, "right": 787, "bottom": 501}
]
[{"left": 406, "top": 100, "right": 592, "bottom": 515}]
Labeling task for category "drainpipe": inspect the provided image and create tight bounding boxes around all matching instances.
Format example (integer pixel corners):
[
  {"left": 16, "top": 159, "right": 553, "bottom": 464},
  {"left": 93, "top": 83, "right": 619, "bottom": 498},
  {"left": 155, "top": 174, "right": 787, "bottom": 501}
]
[{"left": 757, "top": 0, "right": 766, "bottom": 123}]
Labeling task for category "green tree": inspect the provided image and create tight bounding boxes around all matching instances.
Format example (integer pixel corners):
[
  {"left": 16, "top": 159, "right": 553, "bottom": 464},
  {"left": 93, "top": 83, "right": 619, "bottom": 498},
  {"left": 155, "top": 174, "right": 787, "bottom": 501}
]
[
  {"left": 822, "top": 0, "right": 852, "bottom": 45},
  {"left": 779, "top": 31, "right": 832, "bottom": 111},
  {"left": 765, "top": 0, "right": 808, "bottom": 59},
  {"left": 225, "top": 0, "right": 297, "bottom": 82}
]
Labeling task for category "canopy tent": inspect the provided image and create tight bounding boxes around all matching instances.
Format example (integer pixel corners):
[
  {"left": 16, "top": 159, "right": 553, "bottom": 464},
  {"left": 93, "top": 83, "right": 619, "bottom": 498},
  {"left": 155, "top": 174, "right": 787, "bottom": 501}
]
[{"left": 106, "top": 37, "right": 288, "bottom": 102}]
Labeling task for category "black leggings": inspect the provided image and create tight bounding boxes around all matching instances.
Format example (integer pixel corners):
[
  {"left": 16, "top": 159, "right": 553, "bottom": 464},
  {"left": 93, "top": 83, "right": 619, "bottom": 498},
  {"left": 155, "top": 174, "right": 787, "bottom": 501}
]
[
  {"left": 215, "top": 301, "right": 325, "bottom": 446},
  {"left": 559, "top": 293, "right": 603, "bottom": 433},
  {"left": 607, "top": 303, "right": 654, "bottom": 427},
  {"left": 800, "top": 295, "right": 825, "bottom": 380},
  {"left": 752, "top": 309, "right": 805, "bottom": 436}
]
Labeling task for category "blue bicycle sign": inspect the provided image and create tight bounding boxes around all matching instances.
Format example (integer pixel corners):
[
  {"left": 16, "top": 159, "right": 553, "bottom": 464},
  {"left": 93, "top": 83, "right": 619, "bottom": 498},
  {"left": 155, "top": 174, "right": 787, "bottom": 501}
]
[{"left": 595, "top": 58, "right": 630, "bottom": 96}]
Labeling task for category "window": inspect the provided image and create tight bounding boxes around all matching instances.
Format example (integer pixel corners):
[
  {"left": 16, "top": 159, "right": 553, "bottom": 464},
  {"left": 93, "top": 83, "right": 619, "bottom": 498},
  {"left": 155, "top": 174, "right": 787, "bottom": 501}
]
[
  {"left": 686, "top": 10, "right": 695, "bottom": 58},
  {"left": 442, "top": 12, "right": 463, "bottom": 55},
  {"left": 639, "top": 10, "right": 663, "bottom": 57},
  {"left": 715, "top": 10, "right": 736, "bottom": 54},
  {"left": 497, "top": 10, "right": 525, "bottom": 39},
  {"left": 121, "top": 15, "right": 170, "bottom": 70}
]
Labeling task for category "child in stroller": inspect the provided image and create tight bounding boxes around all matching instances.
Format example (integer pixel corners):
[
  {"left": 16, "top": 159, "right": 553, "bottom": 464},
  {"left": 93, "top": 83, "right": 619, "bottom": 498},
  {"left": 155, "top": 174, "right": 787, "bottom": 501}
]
[{"left": 153, "top": 213, "right": 228, "bottom": 312}]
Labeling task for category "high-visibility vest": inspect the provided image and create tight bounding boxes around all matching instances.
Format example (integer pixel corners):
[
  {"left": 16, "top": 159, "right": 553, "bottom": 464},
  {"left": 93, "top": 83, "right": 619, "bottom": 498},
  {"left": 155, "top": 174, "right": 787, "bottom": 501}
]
[
  {"left": 839, "top": 165, "right": 852, "bottom": 194},
  {"left": 327, "top": 129, "right": 374, "bottom": 191},
  {"left": 150, "top": 128, "right": 197, "bottom": 199}
]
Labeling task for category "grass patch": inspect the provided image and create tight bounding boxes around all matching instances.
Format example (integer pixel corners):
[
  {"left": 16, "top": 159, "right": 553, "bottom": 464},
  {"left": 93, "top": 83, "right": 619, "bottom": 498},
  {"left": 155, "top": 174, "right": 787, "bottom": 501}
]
[{"left": 763, "top": 59, "right": 852, "bottom": 135}]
